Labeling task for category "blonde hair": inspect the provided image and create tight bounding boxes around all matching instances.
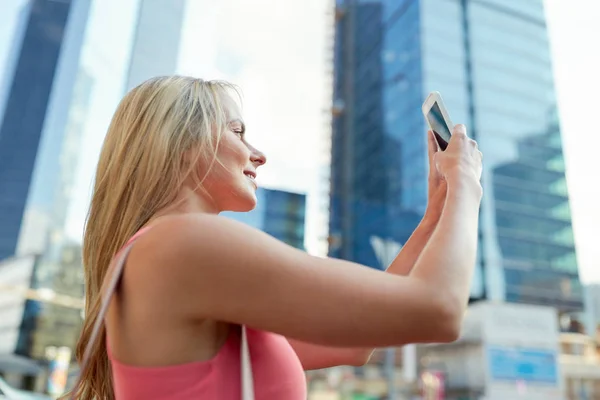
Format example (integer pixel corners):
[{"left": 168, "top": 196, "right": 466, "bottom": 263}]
[{"left": 71, "top": 76, "right": 238, "bottom": 399}]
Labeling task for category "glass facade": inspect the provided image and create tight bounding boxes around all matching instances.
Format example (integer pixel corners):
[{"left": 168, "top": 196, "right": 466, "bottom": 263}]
[
  {"left": 0, "top": 1, "right": 90, "bottom": 372},
  {"left": 16, "top": 242, "right": 84, "bottom": 360},
  {"left": 0, "top": 0, "right": 90, "bottom": 261},
  {"left": 0, "top": 0, "right": 73, "bottom": 260},
  {"left": 330, "top": 0, "right": 582, "bottom": 311},
  {"left": 330, "top": 0, "right": 423, "bottom": 270},
  {"left": 223, "top": 188, "right": 307, "bottom": 250},
  {"left": 124, "top": 0, "right": 186, "bottom": 91}
]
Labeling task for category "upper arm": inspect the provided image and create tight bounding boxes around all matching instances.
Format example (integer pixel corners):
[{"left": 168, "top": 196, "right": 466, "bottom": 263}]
[{"left": 128, "top": 214, "right": 457, "bottom": 348}]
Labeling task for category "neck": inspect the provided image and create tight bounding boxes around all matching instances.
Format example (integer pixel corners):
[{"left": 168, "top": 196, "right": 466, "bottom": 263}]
[{"left": 151, "top": 185, "right": 219, "bottom": 223}]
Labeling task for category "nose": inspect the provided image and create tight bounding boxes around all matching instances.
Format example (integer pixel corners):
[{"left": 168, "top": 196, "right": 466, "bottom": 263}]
[{"left": 250, "top": 147, "right": 266, "bottom": 166}]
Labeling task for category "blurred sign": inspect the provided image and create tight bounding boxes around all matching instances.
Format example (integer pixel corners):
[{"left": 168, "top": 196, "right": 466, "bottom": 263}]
[
  {"left": 46, "top": 346, "right": 72, "bottom": 397},
  {"left": 487, "top": 346, "right": 558, "bottom": 384},
  {"left": 481, "top": 303, "right": 559, "bottom": 347}
]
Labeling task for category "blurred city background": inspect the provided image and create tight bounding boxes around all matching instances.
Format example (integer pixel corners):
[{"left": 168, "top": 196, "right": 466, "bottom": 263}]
[{"left": 0, "top": 0, "right": 598, "bottom": 399}]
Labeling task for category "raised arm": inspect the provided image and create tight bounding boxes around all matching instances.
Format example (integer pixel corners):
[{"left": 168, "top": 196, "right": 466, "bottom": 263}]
[
  {"left": 384, "top": 130, "right": 448, "bottom": 277},
  {"left": 287, "top": 131, "right": 450, "bottom": 369},
  {"left": 408, "top": 124, "right": 482, "bottom": 310},
  {"left": 127, "top": 125, "right": 482, "bottom": 348}
]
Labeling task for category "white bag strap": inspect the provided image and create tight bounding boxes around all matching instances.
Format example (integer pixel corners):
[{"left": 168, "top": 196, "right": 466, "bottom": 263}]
[
  {"left": 241, "top": 325, "right": 254, "bottom": 400},
  {"left": 72, "top": 238, "right": 254, "bottom": 399}
]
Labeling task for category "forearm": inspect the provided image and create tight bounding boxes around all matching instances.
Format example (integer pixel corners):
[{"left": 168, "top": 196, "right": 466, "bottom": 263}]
[
  {"left": 386, "top": 178, "right": 446, "bottom": 276},
  {"left": 410, "top": 175, "right": 481, "bottom": 310},
  {"left": 385, "top": 216, "right": 438, "bottom": 276}
]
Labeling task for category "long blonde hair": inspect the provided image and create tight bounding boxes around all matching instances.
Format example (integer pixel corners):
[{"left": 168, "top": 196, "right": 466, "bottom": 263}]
[{"left": 71, "top": 76, "right": 237, "bottom": 399}]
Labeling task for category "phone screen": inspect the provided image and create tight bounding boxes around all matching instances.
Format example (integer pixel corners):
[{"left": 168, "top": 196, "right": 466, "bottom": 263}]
[{"left": 426, "top": 101, "right": 453, "bottom": 150}]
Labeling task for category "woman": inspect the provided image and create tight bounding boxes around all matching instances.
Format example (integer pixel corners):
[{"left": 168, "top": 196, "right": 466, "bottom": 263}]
[{"left": 72, "top": 76, "right": 482, "bottom": 399}]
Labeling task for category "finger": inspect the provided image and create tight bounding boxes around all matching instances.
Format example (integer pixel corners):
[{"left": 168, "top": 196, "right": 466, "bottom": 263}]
[
  {"left": 427, "top": 130, "right": 438, "bottom": 164},
  {"left": 452, "top": 124, "right": 468, "bottom": 139},
  {"left": 436, "top": 180, "right": 448, "bottom": 199},
  {"left": 468, "top": 139, "right": 481, "bottom": 153},
  {"left": 447, "top": 124, "right": 468, "bottom": 150}
]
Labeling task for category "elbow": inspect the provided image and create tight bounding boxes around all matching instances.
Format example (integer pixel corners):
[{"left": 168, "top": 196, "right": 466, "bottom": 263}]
[
  {"left": 436, "top": 320, "right": 461, "bottom": 344},
  {"left": 431, "top": 299, "right": 464, "bottom": 343},
  {"left": 350, "top": 349, "right": 375, "bottom": 367}
]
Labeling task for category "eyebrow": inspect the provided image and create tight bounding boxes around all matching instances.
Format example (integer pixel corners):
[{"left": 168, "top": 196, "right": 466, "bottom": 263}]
[{"left": 229, "top": 119, "right": 246, "bottom": 133}]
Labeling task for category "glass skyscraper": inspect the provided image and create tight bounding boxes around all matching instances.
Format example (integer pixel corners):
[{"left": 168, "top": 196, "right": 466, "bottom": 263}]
[
  {"left": 330, "top": 0, "right": 582, "bottom": 311},
  {"left": 223, "top": 188, "right": 307, "bottom": 250},
  {"left": 0, "top": 1, "right": 92, "bottom": 385},
  {"left": 124, "top": 0, "right": 186, "bottom": 91},
  {"left": 0, "top": 0, "right": 91, "bottom": 261}
]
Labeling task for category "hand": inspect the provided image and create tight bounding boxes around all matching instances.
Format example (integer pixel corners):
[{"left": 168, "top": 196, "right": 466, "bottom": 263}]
[
  {"left": 424, "top": 130, "right": 447, "bottom": 222},
  {"left": 433, "top": 124, "right": 483, "bottom": 193}
]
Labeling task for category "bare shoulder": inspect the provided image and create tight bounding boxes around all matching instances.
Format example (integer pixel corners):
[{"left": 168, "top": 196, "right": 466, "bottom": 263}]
[
  {"left": 134, "top": 213, "right": 258, "bottom": 251},
  {"left": 125, "top": 212, "right": 303, "bottom": 303},
  {"left": 126, "top": 212, "right": 262, "bottom": 282},
  {"left": 131, "top": 212, "right": 302, "bottom": 270}
]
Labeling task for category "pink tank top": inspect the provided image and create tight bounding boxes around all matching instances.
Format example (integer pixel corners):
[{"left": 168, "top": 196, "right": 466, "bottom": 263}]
[{"left": 107, "top": 229, "right": 307, "bottom": 399}]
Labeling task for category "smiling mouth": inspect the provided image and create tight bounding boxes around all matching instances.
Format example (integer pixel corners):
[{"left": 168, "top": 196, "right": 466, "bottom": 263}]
[{"left": 244, "top": 172, "right": 257, "bottom": 188}]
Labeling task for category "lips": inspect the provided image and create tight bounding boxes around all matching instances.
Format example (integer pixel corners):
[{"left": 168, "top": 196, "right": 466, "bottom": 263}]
[{"left": 243, "top": 170, "right": 256, "bottom": 179}]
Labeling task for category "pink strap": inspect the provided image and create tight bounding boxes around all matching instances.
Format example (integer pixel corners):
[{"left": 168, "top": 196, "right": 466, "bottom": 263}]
[
  {"left": 71, "top": 231, "right": 255, "bottom": 399},
  {"left": 70, "top": 242, "right": 134, "bottom": 400}
]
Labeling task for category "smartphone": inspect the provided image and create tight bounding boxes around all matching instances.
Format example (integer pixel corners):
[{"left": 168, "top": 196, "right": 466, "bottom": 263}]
[{"left": 422, "top": 91, "right": 454, "bottom": 151}]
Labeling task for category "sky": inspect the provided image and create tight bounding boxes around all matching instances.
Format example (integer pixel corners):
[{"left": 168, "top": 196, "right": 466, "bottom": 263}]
[
  {"left": 58, "top": 0, "right": 332, "bottom": 256},
  {"left": 176, "top": 0, "right": 332, "bottom": 255},
  {"left": 0, "top": 0, "right": 597, "bottom": 280},
  {"left": 544, "top": 0, "right": 600, "bottom": 283}
]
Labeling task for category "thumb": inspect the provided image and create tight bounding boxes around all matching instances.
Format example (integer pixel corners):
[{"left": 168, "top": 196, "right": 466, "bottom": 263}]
[
  {"left": 432, "top": 149, "right": 443, "bottom": 170},
  {"left": 427, "top": 130, "right": 439, "bottom": 164}
]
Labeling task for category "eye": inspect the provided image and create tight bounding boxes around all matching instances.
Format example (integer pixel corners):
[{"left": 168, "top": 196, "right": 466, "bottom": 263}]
[
  {"left": 233, "top": 129, "right": 244, "bottom": 139},
  {"left": 229, "top": 120, "right": 246, "bottom": 138}
]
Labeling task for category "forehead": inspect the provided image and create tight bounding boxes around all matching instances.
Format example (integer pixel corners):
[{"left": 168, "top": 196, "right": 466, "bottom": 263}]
[{"left": 221, "top": 93, "right": 243, "bottom": 121}]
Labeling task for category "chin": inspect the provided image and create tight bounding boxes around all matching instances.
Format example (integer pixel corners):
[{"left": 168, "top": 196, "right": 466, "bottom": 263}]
[
  {"left": 236, "top": 202, "right": 256, "bottom": 213},
  {"left": 226, "top": 192, "right": 257, "bottom": 212}
]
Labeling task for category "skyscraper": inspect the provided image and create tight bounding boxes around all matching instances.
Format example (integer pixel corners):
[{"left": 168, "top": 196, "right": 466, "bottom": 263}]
[
  {"left": 223, "top": 188, "right": 307, "bottom": 250},
  {"left": 330, "top": 0, "right": 582, "bottom": 311},
  {"left": 125, "top": 0, "right": 186, "bottom": 91},
  {"left": 0, "top": 0, "right": 91, "bottom": 261}
]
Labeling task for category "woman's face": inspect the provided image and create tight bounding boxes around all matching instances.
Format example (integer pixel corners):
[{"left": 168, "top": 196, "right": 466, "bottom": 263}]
[{"left": 198, "top": 96, "right": 266, "bottom": 212}]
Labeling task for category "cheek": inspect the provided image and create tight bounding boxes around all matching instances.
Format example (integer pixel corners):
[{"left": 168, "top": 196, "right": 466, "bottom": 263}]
[
  {"left": 208, "top": 150, "right": 245, "bottom": 180},
  {"left": 219, "top": 139, "right": 250, "bottom": 165},
  {"left": 192, "top": 153, "right": 228, "bottom": 184},
  {"left": 204, "top": 136, "right": 250, "bottom": 180}
]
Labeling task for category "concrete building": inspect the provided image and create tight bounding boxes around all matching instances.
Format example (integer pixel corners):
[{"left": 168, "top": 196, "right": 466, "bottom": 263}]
[
  {"left": 559, "top": 332, "right": 600, "bottom": 400},
  {"left": 419, "top": 302, "right": 562, "bottom": 400}
]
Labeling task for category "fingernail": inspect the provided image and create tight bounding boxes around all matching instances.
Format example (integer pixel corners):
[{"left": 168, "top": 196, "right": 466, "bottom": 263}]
[{"left": 456, "top": 124, "right": 466, "bottom": 134}]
